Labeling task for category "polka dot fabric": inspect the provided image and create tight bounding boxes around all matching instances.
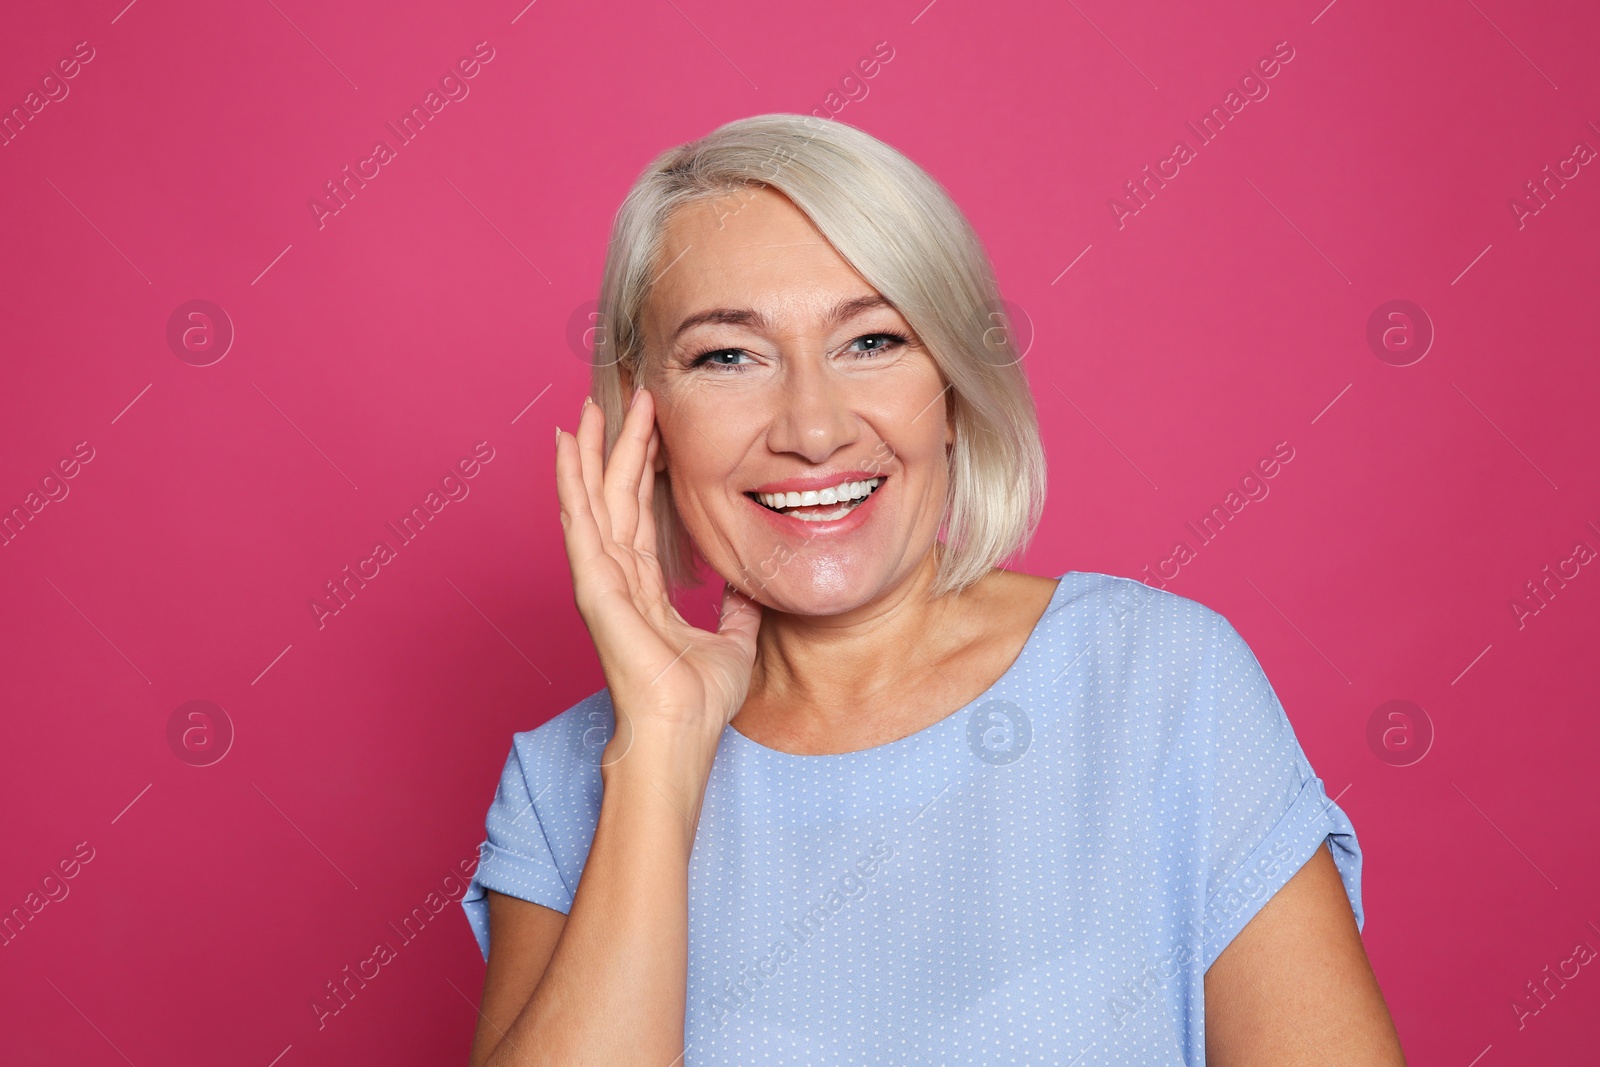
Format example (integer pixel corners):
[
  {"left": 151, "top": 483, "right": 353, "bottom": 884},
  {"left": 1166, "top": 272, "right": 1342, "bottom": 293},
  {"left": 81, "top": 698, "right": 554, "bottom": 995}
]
[{"left": 462, "top": 571, "right": 1364, "bottom": 1064}]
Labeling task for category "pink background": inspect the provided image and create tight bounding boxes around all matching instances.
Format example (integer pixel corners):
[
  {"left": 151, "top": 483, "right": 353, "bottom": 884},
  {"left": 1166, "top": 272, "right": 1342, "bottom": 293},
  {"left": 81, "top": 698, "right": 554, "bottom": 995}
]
[{"left": 3, "top": 0, "right": 1597, "bottom": 1062}]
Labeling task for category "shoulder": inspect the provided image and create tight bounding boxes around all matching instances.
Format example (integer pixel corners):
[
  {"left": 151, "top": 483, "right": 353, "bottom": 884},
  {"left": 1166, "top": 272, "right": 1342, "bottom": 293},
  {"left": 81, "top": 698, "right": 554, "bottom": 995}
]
[
  {"left": 1025, "top": 570, "right": 1264, "bottom": 706},
  {"left": 498, "top": 688, "right": 614, "bottom": 809},
  {"left": 1038, "top": 569, "right": 1231, "bottom": 650}
]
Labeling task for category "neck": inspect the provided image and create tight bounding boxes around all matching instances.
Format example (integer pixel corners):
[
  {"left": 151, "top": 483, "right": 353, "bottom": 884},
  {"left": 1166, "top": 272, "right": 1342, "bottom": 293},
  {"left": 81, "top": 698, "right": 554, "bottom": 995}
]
[{"left": 739, "top": 547, "right": 975, "bottom": 740}]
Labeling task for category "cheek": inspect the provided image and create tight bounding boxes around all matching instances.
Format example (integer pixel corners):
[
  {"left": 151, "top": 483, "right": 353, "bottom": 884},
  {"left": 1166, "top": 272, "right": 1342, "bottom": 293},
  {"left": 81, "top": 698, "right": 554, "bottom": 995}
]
[{"left": 656, "top": 420, "right": 735, "bottom": 510}]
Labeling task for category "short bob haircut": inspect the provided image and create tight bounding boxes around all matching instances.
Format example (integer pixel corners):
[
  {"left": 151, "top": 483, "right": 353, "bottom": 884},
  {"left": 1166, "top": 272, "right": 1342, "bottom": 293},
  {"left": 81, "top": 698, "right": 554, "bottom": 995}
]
[{"left": 587, "top": 113, "right": 1047, "bottom": 600}]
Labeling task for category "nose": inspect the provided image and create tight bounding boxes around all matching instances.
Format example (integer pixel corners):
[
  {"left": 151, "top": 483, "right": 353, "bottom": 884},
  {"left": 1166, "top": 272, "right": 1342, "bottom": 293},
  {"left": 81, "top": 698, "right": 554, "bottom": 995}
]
[{"left": 763, "top": 351, "right": 860, "bottom": 463}]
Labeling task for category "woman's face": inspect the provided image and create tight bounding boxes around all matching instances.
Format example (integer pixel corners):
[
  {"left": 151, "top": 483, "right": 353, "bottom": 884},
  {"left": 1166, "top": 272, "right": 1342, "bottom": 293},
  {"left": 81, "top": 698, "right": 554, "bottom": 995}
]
[{"left": 637, "top": 185, "right": 955, "bottom": 616}]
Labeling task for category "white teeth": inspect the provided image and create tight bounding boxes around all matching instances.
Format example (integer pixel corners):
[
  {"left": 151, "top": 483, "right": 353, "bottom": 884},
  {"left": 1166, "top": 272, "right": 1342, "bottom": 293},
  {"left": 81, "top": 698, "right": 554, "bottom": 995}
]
[
  {"left": 755, "top": 477, "right": 880, "bottom": 512},
  {"left": 788, "top": 504, "right": 853, "bottom": 522}
]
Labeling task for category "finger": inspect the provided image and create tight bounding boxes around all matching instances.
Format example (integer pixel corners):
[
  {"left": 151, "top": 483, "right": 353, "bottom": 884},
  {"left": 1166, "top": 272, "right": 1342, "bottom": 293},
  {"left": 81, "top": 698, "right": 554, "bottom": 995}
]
[
  {"left": 603, "top": 387, "right": 654, "bottom": 549},
  {"left": 715, "top": 581, "right": 764, "bottom": 659},
  {"left": 631, "top": 427, "right": 680, "bottom": 630},
  {"left": 575, "top": 396, "right": 614, "bottom": 547},
  {"left": 554, "top": 426, "right": 607, "bottom": 578},
  {"left": 634, "top": 423, "right": 661, "bottom": 556},
  {"left": 561, "top": 425, "right": 677, "bottom": 660}
]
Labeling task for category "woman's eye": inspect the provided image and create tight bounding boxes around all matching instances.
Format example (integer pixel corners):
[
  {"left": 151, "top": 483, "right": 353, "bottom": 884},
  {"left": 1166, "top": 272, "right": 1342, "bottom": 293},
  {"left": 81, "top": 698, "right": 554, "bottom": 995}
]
[
  {"left": 849, "top": 332, "right": 909, "bottom": 357},
  {"left": 689, "top": 332, "right": 908, "bottom": 372},
  {"left": 690, "top": 349, "right": 752, "bottom": 371}
]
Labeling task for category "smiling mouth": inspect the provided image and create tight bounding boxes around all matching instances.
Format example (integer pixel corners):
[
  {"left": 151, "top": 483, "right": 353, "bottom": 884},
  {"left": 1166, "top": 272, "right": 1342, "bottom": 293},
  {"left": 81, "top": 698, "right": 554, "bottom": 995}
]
[{"left": 745, "top": 477, "right": 885, "bottom": 523}]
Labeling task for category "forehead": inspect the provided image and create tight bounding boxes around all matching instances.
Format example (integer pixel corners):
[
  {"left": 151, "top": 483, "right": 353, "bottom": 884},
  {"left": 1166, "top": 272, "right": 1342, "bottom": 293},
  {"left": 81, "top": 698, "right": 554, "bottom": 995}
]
[{"left": 644, "top": 186, "right": 880, "bottom": 330}]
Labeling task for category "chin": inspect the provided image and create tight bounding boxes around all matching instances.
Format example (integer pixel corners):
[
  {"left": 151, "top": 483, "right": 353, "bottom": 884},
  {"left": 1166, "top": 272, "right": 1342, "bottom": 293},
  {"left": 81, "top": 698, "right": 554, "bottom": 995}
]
[{"left": 732, "top": 556, "right": 900, "bottom": 616}]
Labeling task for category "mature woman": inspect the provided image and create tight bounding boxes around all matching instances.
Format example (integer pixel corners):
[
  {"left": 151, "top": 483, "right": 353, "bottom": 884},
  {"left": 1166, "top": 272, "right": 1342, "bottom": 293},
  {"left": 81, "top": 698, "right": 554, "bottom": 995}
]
[{"left": 461, "top": 114, "right": 1406, "bottom": 1065}]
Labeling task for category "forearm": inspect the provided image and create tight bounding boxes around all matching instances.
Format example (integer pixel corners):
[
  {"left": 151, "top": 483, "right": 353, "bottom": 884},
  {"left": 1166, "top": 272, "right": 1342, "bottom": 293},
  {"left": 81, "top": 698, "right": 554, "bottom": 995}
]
[{"left": 482, "top": 721, "right": 720, "bottom": 1067}]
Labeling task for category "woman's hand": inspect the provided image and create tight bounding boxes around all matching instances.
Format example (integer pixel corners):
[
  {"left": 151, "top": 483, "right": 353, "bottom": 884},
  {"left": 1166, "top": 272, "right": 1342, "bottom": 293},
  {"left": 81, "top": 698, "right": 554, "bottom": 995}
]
[{"left": 555, "top": 387, "right": 763, "bottom": 761}]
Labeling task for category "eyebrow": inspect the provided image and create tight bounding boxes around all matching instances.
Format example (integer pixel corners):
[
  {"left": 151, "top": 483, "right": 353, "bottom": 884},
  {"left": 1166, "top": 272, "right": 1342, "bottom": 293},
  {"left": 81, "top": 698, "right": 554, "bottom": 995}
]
[{"left": 670, "top": 294, "right": 895, "bottom": 343}]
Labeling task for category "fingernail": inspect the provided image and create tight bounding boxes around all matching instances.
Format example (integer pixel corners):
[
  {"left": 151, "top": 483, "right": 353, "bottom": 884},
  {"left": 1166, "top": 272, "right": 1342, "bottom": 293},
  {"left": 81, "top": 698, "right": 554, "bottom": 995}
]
[
  {"left": 554, "top": 426, "right": 561, "bottom": 446},
  {"left": 629, "top": 387, "right": 642, "bottom": 411},
  {"left": 582, "top": 395, "right": 592, "bottom": 410}
]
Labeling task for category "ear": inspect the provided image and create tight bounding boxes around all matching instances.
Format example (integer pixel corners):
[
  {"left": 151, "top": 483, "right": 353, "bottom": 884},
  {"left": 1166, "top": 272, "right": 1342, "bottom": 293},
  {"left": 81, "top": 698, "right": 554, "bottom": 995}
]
[{"left": 651, "top": 425, "right": 667, "bottom": 473}]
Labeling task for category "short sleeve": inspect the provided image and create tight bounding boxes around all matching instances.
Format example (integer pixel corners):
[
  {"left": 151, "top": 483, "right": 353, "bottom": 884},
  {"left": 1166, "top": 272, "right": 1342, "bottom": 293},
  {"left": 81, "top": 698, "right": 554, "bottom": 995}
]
[
  {"left": 1199, "top": 613, "right": 1364, "bottom": 971},
  {"left": 461, "top": 739, "right": 576, "bottom": 961}
]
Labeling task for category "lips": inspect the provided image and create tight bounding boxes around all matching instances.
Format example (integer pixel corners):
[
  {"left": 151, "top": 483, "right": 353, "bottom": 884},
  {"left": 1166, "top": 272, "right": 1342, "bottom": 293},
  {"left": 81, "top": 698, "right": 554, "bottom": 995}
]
[
  {"left": 747, "top": 469, "right": 887, "bottom": 495},
  {"left": 743, "top": 475, "right": 887, "bottom": 531},
  {"left": 748, "top": 477, "right": 881, "bottom": 513}
]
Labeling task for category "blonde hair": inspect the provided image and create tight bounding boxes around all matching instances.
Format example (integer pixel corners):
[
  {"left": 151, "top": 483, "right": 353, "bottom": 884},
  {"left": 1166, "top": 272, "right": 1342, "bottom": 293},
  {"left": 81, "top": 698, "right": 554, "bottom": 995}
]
[{"left": 588, "top": 113, "right": 1046, "bottom": 599}]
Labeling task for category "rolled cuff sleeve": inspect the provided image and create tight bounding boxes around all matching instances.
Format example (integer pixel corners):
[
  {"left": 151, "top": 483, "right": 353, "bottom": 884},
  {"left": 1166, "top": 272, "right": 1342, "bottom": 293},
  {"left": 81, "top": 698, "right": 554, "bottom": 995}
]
[
  {"left": 1201, "top": 770, "right": 1364, "bottom": 971},
  {"left": 1197, "top": 613, "right": 1364, "bottom": 972},
  {"left": 462, "top": 742, "right": 575, "bottom": 961}
]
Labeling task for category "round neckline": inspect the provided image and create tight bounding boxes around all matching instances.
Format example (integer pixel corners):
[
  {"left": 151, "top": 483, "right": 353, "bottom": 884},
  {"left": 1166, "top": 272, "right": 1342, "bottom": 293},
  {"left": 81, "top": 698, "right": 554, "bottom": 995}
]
[{"left": 722, "top": 571, "right": 1073, "bottom": 762}]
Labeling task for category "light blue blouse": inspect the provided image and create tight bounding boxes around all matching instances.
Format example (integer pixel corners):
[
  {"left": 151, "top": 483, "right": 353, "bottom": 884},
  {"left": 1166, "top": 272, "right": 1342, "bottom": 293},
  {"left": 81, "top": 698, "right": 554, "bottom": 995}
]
[{"left": 462, "top": 570, "right": 1363, "bottom": 1064}]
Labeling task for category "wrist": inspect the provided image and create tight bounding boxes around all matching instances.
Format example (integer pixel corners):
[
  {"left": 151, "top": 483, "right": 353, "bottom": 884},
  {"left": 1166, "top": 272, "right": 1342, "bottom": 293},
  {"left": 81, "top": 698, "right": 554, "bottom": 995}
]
[{"left": 600, "top": 712, "right": 723, "bottom": 782}]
